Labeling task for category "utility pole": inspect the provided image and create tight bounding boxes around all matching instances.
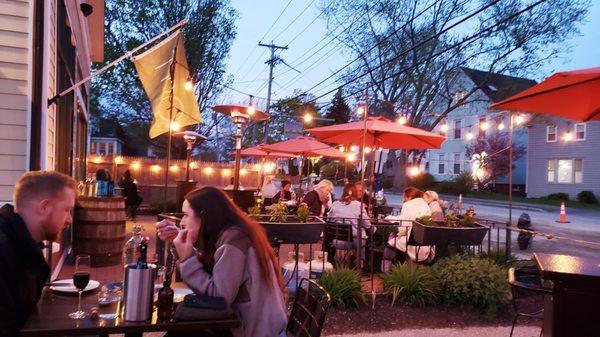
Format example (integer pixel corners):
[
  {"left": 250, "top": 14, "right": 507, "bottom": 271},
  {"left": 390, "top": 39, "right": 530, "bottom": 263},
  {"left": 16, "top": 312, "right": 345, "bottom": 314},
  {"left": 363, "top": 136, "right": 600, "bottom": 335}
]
[{"left": 258, "top": 41, "right": 288, "bottom": 143}]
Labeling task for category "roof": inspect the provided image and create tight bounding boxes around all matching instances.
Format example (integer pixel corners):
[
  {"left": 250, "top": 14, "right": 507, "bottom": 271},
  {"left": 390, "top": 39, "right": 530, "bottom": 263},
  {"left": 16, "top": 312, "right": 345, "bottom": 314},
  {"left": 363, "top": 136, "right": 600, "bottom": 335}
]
[{"left": 460, "top": 67, "right": 537, "bottom": 102}]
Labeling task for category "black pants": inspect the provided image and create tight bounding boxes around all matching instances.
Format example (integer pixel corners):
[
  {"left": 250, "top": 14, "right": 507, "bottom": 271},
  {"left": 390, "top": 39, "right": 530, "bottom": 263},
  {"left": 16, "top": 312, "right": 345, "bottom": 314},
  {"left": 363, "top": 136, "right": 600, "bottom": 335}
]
[{"left": 126, "top": 197, "right": 142, "bottom": 219}]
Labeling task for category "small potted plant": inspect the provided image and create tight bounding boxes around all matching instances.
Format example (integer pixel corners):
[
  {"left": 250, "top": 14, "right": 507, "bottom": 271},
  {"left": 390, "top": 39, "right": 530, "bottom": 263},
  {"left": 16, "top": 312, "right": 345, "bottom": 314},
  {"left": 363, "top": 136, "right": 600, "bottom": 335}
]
[
  {"left": 411, "top": 209, "right": 488, "bottom": 246},
  {"left": 252, "top": 202, "right": 325, "bottom": 245}
]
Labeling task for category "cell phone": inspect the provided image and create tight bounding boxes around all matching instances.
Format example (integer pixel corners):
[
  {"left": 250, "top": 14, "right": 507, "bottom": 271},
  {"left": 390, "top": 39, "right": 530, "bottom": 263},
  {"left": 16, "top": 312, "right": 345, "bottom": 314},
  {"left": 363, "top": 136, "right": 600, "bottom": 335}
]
[{"left": 183, "top": 294, "right": 227, "bottom": 310}]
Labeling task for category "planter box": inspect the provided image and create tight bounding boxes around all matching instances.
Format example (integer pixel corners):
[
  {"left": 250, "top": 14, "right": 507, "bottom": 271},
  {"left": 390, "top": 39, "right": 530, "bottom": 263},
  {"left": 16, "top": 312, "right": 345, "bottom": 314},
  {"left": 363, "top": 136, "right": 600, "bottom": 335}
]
[
  {"left": 411, "top": 220, "right": 488, "bottom": 246},
  {"left": 251, "top": 215, "right": 325, "bottom": 244}
]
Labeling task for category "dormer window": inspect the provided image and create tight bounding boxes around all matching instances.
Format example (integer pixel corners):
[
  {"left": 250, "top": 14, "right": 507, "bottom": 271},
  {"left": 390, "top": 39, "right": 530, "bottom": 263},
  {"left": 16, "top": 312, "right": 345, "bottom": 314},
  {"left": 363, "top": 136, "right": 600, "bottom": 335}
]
[{"left": 453, "top": 90, "right": 468, "bottom": 107}]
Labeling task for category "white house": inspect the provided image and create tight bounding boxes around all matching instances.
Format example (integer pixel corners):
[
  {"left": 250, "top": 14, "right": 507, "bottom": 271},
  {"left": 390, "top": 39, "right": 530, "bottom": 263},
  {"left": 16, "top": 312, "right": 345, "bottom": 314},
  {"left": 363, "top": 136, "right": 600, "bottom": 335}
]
[{"left": 0, "top": 0, "right": 104, "bottom": 203}]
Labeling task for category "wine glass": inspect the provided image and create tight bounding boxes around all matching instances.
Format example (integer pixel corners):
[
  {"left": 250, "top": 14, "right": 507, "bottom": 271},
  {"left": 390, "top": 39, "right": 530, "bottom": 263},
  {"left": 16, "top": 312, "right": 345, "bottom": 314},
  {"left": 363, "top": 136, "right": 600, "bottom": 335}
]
[{"left": 69, "top": 254, "right": 91, "bottom": 319}]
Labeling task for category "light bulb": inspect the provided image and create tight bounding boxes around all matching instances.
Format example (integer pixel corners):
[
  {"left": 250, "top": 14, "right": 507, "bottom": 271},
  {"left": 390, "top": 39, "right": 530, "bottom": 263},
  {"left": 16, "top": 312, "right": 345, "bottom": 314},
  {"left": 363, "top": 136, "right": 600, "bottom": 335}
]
[
  {"left": 498, "top": 121, "right": 505, "bottom": 130},
  {"left": 563, "top": 132, "right": 573, "bottom": 142},
  {"left": 151, "top": 165, "right": 161, "bottom": 173},
  {"left": 476, "top": 169, "right": 485, "bottom": 179},
  {"left": 184, "top": 78, "right": 193, "bottom": 91},
  {"left": 169, "top": 165, "right": 179, "bottom": 172},
  {"left": 170, "top": 121, "right": 180, "bottom": 131},
  {"left": 350, "top": 145, "right": 358, "bottom": 152},
  {"left": 466, "top": 132, "right": 474, "bottom": 140},
  {"left": 365, "top": 147, "right": 372, "bottom": 154},
  {"left": 247, "top": 105, "right": 255, "bottom": 116},
  {"left": 397, "top": 115, "right": 407, "bottom": 125},
  {"left": 347, "top": 153, "right": 357, "bottom": 162},
  {"left": 356, "top": 107, "right": 365, "bottom": 115},
  {"left": 440, "top": 123, "right": 449, "bottom": 133},
  {"left": 303, "top": 113, "right": 313, "bottom": 123},
  {"left": 409, "top": 166, "right": 420, "bottom": 177},
  {"left": 515, "top": 115, "right": 525, "bottom": 125},
  {"left": 480, "top": 121, "right": 489, "bottom": 130}
]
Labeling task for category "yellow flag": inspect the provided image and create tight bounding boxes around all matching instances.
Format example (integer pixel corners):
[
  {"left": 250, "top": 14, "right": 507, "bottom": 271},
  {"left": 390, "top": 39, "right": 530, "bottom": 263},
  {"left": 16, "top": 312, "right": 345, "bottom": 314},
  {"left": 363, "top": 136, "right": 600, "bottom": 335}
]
[{"left": 133, "top": 31, "right": 202, "bottom": 139}]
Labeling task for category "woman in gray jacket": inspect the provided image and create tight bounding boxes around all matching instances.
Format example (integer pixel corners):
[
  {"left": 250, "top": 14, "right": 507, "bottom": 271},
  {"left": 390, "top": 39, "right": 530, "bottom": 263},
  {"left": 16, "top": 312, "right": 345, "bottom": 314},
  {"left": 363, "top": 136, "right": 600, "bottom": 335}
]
[{"left": 157, "top": 187, "right": 287, "bottom": 337}]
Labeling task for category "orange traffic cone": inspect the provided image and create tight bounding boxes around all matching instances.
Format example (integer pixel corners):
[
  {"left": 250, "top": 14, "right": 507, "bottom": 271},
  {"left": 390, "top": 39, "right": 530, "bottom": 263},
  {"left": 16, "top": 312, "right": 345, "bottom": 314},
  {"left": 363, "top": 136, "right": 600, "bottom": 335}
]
[{"left": 555, "top": 202, "right": 571, "bottom": 223}]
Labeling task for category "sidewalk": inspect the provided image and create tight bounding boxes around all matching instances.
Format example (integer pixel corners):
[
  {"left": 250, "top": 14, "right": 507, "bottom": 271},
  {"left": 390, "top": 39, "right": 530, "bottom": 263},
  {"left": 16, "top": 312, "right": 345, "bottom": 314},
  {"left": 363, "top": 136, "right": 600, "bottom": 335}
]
[{"left": 326, "top": 325, "right": 541, "bottom": 337}]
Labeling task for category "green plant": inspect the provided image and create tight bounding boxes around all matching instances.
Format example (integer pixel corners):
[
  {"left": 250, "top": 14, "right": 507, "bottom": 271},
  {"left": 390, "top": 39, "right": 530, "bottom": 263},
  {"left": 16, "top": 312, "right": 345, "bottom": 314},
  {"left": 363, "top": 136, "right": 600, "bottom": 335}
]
[
  {"left": 318, "top": 268, "right": 365, "bottom": 309},
  {"left": 417, "top": 215, "right": 435, "bottom": 226},
  {"left": 296, "top": 205, "right": 310, "bottom": 222},
  {"left": 248, "top": 204, "right": 262, "bottom": 216},
  {"left": 453, "top": 171, "right": 475, "bottom": 194},
  {"left": 459, "top": 216, "right": 477, "bottom": 227},
  {"left": 479, "top": 250, "right": 514, "bottom": 267},
  {"left": 577, "top": 190, "right": 598, "bottom": 204},
  {"left": 547, "top": 192, "right": 569, "bottom": 201},
  {"left": 268, "top": 202, "right": 288, "bottom": 222},
  {"left": 382, "top": 263, "right": 440, "bottom": 306},
  {"left": 434, "top": 255, "right": 508, "bottom": 315}
]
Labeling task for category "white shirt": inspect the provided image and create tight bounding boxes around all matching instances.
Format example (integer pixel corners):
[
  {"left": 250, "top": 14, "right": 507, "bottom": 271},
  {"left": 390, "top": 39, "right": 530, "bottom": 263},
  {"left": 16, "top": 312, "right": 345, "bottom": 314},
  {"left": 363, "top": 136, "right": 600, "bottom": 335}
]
[
  {"left": 386, "top": 198, "right": 435, "bottom": 262},
  {"left": 261, "top": 183, "right": 278, "bottom": 198}
]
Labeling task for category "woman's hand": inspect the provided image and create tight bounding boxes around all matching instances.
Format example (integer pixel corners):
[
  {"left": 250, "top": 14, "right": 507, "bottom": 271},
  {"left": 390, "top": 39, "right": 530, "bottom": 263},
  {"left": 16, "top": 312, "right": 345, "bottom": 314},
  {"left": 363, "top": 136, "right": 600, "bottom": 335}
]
[
  {"left": 156, "top": 219, "right": 180, "bottom": 243},
  {"left": 173, "top": 229, "right": 195, "bottom": 261}
]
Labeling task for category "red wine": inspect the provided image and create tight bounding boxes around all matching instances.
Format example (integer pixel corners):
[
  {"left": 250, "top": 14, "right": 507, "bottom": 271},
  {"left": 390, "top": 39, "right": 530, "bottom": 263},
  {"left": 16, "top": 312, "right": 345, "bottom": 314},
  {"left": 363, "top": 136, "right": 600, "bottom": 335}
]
[{"left": 73, "top": 272, "right": 90, "bottom": 290}]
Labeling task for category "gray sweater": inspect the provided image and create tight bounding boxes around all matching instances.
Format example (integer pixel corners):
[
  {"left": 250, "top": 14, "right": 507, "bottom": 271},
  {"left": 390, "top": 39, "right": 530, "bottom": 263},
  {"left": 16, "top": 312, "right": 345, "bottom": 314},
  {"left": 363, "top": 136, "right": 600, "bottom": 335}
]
[{"left": 179, "top": 227, "right": 288, "bottom": 337}]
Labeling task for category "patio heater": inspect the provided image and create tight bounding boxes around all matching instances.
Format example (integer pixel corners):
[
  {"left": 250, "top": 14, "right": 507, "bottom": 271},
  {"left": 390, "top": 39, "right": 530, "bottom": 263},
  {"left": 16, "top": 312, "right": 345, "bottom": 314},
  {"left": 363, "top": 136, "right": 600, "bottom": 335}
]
[
  {"left": 211, "top": 104, "right": 269, "bottom": 208},
  {"left": 174, "top": 130, "right": 207, "bottom": 181}
]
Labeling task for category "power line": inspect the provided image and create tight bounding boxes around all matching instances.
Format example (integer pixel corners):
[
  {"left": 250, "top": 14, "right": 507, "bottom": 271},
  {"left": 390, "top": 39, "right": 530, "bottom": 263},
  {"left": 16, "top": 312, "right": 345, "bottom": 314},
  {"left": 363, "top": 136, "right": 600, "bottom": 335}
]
[
  {"left": 232, "top": 0, "right": 293, "bottom": 77},
  {"left": 311, "top": 0, "right": 549, "bottom": 110},
  {"left": 286, "top": 11, "right": 323, "bottom": 46},
  {"left": 270, "top": 0, "right": 317, "bottom": 41}
]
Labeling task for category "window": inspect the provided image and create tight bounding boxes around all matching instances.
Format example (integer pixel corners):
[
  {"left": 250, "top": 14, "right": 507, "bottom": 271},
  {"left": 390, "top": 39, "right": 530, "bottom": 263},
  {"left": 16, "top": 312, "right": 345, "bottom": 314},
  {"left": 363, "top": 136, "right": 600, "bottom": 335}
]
[
  {"left": 557, "top": 159, "right": 573, "bottom": 183},
  {"left": 546, "top": 125, "right": 557, "bottom": 142},
  {"left": 91, "top": 141, "right": 97, "bottom": 154},
  {"left": 108, "top": 143, "right": 114, "bottom": 155},
  {"left": 575, "top": 159, "right": 583, "bottom": 183},
  {"left": 479, "top": 118, "right": 487, "bottom": 138},
  {"left": 547, "top": 160, "right": 555, "bottom": 183},
  {"left": 575, "top": 123, "right": 586, "bottom": 141},
  {"left": 99, "top": 142, "right": 106, "bottom": 155},
  {"left": 454, "top": 119, "right": 462, "bottom": 139},
  {"left": 453, "top": 153, "right": 461, "bottom": 174},
  {"left": 425, "top": 161, "right": 430, "bottom": 172},
  {"left": 438, "top": 153, "right": 445, "bottom": 174}
]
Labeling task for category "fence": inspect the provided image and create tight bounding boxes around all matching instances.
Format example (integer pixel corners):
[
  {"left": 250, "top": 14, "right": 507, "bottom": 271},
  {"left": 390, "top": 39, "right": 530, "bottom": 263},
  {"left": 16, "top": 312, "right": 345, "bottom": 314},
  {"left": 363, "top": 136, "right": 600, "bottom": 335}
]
[{"left": 86, "top": 155, "right": 263, "bottom": 204}]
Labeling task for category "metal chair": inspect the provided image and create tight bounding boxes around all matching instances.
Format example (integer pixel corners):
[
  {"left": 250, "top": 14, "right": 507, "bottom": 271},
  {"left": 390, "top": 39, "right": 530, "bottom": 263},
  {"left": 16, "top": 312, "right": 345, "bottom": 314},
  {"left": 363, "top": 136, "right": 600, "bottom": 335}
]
[
  {"left": 508, "top": 267, "right": 552, "bottom": 337},
  {"left": 286, "top": 278, "right": 332, "bottom": 337},
  {"left": 323, "top": 222, "right": 354, "bottom": 265}
]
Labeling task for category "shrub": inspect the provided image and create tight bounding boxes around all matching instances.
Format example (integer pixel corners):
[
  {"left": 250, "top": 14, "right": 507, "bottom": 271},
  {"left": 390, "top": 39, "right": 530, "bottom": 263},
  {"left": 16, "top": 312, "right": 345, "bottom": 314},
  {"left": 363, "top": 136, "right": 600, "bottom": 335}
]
[
  {"left": 436, "top": 181, "right": 457, "bottom": 194},
  {"left": 382, "top": 263, "right": 440, "bottom": 306},
  {"left": 547, "top": 192, "right": 569, "bottom": 201},
  {"left": 577, "top": 190, "right": 598, "bottom": 204},
  {"left": 479, "top": 250, "right": 514, "bottom": 267},
  {"left": 407, "top": 173, "right": 435, "bottom": 190},
  {"left": 434, "top": 255, "right": 508, "bottom": 315},
  {"left": 453, "top": 171, "right": 475, "bottom": 194},
  {"left": 318, "top": 268, "right": 365, "bottom": 309}
]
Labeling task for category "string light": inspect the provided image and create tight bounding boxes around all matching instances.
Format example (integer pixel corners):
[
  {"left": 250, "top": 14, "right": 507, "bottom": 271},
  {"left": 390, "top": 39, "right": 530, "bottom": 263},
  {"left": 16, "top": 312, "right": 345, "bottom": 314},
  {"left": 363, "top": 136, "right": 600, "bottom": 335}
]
[
  {"left": 131, "top": 162, "right": 141, "bottom": 170},
  {"left": 240, "top": 168, "right": 248, "bottom": 176},
  {"left": 515, "top": 115, "right": 525, "bottom": 125},
  {"left": 347, "top": 153, "right": 357, "bottom": 162},
  {"left": 356, "top": 107, "right": 365, "bottom": 115},
  {"left": 92, "top": 156, "right": 102, "bottom": 164},
  {"left": 339, "top": 146, "right": 346, "bottom": 152},
  {"left": 440, "top": 122, "right": 449, "bottom": 133},
  {"left": 303, "top": 113, "right": 313, "bottom": 123},
  {"left": 190, "top": 162, "right": 198, "bottom": 169},
  {"left": 170, "top": 121, "right": 180, "bottom": 131},
  {"left": 114, "top": 156, "right": 124, "bottom": 165},
  {"left": 350, "top": 145, "right": 358, "bottom": 151},
  {"left": 203, "top": 167, "right": 214, "bottom": 174},
  {"left": 409, "top": 166, "right": 421, "bottom": 177},
  {"left": 263, "top": 162, "right": 275, "bottom": 173},
  {"left": 169, "top": 165, "right": 179, "bottom": 172},
  {"left": 497, "top": 120, "right": 505, "bottom": 130},
  {"left": 365, "top": 147, "right": 372, "bottom": 154},
  {"left": 151, "top": 164, "right": 161, "bottom": 173},
  {"left": 221, "top": 168, "right": 231, "bottom": 176},
  {"left": 563, "top": 131, "right": 573, "bottom": 142},
  {"left": 247, "top": 104, "right": 255, "bottom": 116},
  {"left": 480, "top": 121, "right": 489, "bottom": 130},
  {"left": 184, "top": 77, "right": 193, "bottom": 91},
  {"left": 396, "top": 115, "right": 407, "bottom": 125},
  {"left": 465, "top": 131, "right": 474, "bottom": 140}
]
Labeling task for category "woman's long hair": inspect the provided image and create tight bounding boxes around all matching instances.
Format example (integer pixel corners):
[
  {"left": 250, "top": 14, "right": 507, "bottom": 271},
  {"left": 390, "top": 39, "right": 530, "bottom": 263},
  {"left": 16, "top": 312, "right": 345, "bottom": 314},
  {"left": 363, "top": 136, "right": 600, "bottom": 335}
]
[
  {"left": 340, "top": 183, "right": 357, "bottom": 205},
  {"left": 185, "top": 187, "right": 285, "bottom": 294}
]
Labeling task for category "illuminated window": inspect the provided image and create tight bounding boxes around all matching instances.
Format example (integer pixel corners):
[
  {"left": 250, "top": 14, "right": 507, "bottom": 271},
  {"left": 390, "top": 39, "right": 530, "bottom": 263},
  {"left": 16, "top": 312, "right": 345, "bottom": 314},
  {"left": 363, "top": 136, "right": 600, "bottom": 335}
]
[
  {"left": 547, "top": 160, "right": 555, "bottom": 183},
  {"left": 546, "top": 125, "right": 557, "bottom": 142},
  {"left": 557, "top": 159, "right": 573, "bottom": 183}
]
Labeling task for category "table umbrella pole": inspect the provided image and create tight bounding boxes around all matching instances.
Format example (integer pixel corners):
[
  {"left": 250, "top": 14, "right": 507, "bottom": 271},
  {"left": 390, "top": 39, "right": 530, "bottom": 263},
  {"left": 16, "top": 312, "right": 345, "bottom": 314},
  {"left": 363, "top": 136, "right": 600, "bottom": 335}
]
[{"left": 357, "top": 87, "right": 368, "bottom": 270}]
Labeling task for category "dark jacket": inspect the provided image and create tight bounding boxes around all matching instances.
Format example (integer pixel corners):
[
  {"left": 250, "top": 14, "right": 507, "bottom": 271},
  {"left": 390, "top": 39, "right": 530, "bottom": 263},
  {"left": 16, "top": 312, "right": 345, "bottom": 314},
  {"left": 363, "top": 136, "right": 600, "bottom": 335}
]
[
  {"left": 0, "top": 204, "right": 50, "bottom": 337},
  {"left": 272, "top": 190, "right": 293, "bottom": 203},
  {"left": 119, "top": 178, "right": 142, "bottom": 206},
  {"left": 302, "top": 190, "right": 323, "bottom": 216}
]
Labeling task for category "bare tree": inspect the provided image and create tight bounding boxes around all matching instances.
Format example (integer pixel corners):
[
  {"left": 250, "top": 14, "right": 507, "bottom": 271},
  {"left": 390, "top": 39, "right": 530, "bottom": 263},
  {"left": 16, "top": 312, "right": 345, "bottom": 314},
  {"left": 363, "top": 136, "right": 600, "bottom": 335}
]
[{"left": 320, "top": 0, "right": 588, "bottom": 190}]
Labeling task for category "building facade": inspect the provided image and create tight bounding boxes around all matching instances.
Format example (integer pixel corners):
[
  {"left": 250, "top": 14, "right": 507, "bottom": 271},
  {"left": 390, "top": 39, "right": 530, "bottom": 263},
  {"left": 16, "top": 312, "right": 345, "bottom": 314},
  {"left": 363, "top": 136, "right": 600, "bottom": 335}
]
[
  {"left": 526, "top": 116, "right": 600, "bottom": 199},
  {"left": 0, "top": 0, "right": 104, "bottom": 203},
  {"left": 89, "top": 136, "right": 123, "bottom": 156},
  {"left": 424, "top": 68, "right": 536, "bottom": 193}
]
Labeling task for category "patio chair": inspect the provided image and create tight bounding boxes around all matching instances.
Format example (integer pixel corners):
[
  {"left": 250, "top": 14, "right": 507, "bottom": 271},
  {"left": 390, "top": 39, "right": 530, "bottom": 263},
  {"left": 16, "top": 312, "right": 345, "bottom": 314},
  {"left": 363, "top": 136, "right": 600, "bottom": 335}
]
[
  {"left": 286, "top": 278, "right": 332, "bottom": 337},
  {"left": 323, "top": 222, "right": 353, "bottom": 265},
  {"left": 508, "top": 266, "right": 553, "bottom": 337}
]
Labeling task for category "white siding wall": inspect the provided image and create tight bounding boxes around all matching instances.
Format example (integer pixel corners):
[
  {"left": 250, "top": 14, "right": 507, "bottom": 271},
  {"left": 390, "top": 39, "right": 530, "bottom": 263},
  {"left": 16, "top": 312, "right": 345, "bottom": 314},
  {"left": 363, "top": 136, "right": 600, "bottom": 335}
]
[
  {"left": 45, "top": 0, "right": 56, "bottom": 170},
  {"left": 0, "top": 0, "right": 31, "bottom": 202}
]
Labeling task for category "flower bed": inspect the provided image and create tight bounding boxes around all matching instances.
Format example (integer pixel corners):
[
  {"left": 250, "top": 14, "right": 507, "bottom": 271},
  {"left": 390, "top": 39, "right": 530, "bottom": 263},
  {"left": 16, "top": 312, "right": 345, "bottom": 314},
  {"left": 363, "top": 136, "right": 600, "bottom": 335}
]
[{"left": 411, "top": 215, "right": 488, "bottom": 246}]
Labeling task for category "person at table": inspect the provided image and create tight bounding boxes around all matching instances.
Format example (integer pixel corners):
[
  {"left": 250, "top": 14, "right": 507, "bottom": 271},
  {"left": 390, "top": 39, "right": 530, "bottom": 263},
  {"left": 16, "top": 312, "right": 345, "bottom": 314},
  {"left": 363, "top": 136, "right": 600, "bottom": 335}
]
[
  {"left": 272, "top": 180, "right": 296, "bottom": 204},
  {"left": 119, "top": 170, "right": 142, "bottom": 220},
  {"left": 301, "top": 179, "right": 334, "bottom": 216},
  {"left": 0, "top": 171, "right": 76, "bottom": 336},
  {"left": 423, "top": 190, "right": 444, "bottom": 221},
  {"left": 156, "top": 187, "right": 287, "bottom": 337},
  {"left": 386, "top": 187, "right": 435, "bottom": 263},
  {"left": 261, "top": 176, "right": 278, "bottom": 199},
  {"left": 354, "top": 181, "right": 371, "bottom": 206},
  {"left": 327, "top": 183, "right": 374, "bottom": 263}
]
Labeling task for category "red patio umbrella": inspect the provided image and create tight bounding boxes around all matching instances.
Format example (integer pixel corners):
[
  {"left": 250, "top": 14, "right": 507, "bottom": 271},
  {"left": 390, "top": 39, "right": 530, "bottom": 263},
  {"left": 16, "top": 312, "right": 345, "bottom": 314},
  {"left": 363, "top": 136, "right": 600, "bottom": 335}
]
[
  {"left": 490, "top": 66, "right": 600, "bottom": 121},
  {"left": 260, "top": 136, "right": 346, "bottom": 159},
  {"left": 305, "top": 116, "right": 446, "bottom": 149},
  {"left": 239, "top": 145, "right": 296, "bottom": 159}
]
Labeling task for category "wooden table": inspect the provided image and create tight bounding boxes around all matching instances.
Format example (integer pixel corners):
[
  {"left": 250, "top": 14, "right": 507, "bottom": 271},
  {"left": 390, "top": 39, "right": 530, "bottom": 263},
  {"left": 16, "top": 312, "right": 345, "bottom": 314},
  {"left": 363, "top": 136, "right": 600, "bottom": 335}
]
[
  {"left": 20, "top": 288, "right": 240, "bottom": 337},
  {"left": 534, "top": 252, "right": 600, "bottom": 337}
]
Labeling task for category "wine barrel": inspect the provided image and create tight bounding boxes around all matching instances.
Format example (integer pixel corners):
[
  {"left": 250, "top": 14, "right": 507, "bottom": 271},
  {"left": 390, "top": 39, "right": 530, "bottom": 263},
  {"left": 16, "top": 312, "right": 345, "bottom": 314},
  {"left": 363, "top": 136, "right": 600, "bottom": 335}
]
[{"left": 73, "top": 196, "right": 126, "bottom": 267}]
